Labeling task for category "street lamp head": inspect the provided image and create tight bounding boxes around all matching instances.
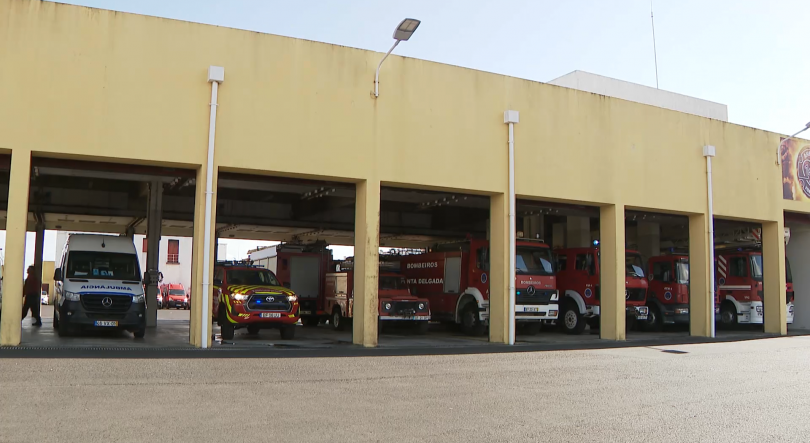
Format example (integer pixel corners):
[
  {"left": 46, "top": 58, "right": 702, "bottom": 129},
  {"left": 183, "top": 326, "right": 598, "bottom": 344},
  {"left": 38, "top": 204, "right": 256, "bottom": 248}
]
[
  {"left": 393, "top": 18, "right": 421, "bottom": 41},
  {"left": 804, "top": 121, "right": 810, "bottom": 129}
]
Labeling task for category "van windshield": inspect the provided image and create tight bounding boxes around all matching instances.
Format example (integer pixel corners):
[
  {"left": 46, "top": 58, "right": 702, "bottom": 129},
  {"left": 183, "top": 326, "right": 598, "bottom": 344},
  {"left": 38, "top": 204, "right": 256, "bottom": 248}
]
[
  {"left": 67, "top": 252, "right": 140, "bottom": 281},
  {"left": 169, "top": 289, "right": 185, "bottom": 295},
  {"left": 516, "top": 246, "right": 554, "bottom": 276}
]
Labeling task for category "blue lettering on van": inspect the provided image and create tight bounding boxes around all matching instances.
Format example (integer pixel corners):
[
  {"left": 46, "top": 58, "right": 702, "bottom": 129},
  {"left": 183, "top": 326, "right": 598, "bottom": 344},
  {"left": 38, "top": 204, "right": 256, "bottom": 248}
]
[{"left": 80, "top": 285, "right": 133, "bottom": 291}]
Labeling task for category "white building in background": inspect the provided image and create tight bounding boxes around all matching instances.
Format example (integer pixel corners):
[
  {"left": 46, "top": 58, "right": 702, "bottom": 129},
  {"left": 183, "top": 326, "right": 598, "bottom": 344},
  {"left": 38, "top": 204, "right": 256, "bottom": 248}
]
[
  {"left": 54, "top": 232, "right": 227, "bottom": 292},
  {"left": 547, "top": 70, "right": 729, "bottom": 121}
]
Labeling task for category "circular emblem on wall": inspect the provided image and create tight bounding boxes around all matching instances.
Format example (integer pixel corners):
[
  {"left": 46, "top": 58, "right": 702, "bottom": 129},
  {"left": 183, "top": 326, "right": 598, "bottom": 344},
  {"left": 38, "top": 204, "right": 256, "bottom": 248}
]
[
  {"left": 584, "top": 288, "right": 592, "bottom": 298},
  {"left": 797, "top": 147, "right": 810, "bottom": 198},
  {"left": 664, "top": 292, "right": 672, "bottom": 301},
  {"left": 718, "top": 277, "right": 726, "bottom": 286},
  {"left": 481, "top": 273, "right": 488, "bottom": 284}
]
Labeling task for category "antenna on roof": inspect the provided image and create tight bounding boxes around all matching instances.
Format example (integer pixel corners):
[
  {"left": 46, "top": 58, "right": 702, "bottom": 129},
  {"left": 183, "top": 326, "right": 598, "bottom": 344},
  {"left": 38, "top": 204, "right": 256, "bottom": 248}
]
[{"left": 650, "top": 0, "right": 659, "bottom": 89}]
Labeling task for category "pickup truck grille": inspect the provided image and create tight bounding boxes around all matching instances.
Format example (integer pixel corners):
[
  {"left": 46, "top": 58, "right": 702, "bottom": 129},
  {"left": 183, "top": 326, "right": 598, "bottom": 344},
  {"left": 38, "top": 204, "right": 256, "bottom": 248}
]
[
  {"left": 247, "top": 294, "right": 291, "bottom": 311},
  {"left": 80, "top": 294, "right": 132, "bottom": 313}
]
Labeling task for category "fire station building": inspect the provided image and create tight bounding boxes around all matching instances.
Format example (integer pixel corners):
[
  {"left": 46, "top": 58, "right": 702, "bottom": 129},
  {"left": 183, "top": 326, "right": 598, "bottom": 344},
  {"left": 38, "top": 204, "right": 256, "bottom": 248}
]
[{"left": 0, "top": 0, "right": 807, "bottom": 348}]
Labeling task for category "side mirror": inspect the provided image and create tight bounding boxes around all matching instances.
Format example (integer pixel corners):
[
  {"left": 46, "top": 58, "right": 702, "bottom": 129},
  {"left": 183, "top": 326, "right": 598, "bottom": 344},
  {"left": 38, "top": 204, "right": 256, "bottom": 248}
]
[
  {"left": 54, "top": 268, "right": 62, "bottom": 281},
  {"left": 213, "top": 279, "right": 223, "bottom": 286}
]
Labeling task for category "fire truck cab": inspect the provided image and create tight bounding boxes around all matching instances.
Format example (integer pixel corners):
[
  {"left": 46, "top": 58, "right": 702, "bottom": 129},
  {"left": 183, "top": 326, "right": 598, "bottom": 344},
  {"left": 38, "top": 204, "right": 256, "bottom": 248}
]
[
  {"left": 715, "top": 248, "right": 795, "bottom": 327},
  {"left": 399, "top": 238, "right": 559, "bottom": 336},
  {"left": 212, "top": 261, "right": 300, "bottom": 340},
  {"left": 645, "top": 255, "right": 690, "bottom": 330},
  {"left": 324, "top": 257, "right": 431, "bottom": 333},
  {"left": 555, "top": 247, "right": 649, "bottom": 335}
]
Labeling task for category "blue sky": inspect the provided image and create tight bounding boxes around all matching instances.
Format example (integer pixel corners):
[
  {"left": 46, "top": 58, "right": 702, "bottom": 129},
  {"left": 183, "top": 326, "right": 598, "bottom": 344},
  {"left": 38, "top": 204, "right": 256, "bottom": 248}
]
[{"left": 7, "top": 0, "right": 809, "bottom": 267}]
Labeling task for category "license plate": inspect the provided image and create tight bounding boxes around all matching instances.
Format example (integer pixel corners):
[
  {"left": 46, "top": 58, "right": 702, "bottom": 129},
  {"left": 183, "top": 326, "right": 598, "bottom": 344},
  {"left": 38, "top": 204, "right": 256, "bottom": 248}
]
[
  {"left": 636, "top": 315, "right": 648, "bottom": 320},
  {"left": 300, "top": 310, "right": 312, "bottom": 315},
  {"left": 524, "top": 307, "right": 540, "bottom": 312},
  {"left": 94, "top": 321, "right": 118, "bottom": 327},
  {"left": 260, "top": 313, "right": 281, "bottom": 318}
]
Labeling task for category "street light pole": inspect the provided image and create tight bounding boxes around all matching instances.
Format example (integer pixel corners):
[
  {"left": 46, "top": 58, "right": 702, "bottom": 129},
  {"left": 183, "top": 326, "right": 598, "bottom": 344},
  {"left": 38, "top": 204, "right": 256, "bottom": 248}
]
[
  {"left": 373, "top": 18, "right": 420, "bottom": 98},
  {"left": 776, "top": 122, "right": 810, "bottom": 165}
]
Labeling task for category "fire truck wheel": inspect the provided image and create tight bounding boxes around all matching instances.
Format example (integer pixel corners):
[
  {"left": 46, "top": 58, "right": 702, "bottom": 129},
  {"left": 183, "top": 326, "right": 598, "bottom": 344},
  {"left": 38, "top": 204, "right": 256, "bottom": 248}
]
[
  {"left": 414, "top": 321, "right": 429, "bottom": 335},
  {"left": 643, "top": 305, "right": 663, "bottom": 332},
  {"left": 560, "top": 302, "right": 586, "bottom": 335},
  {"left": 460, "top": 303, "right": 486, "bottom": 336},
  {"left": 280, "top": 325, "right": 296, "bottom": 340},
  {"left": 332, "top": 308, "right": 346, "bottom": 331},
  {"left": 247, "top": 325, "right": 260, "bottom": 335},
  {"left": 719, "top": 302, "right": 738, "bottom": 328}
]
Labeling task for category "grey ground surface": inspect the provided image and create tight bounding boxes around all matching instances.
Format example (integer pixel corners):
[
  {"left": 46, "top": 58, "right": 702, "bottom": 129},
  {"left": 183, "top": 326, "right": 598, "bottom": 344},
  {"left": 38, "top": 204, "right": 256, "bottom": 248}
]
[{"left": 2, "top": 336, "right": 809, "bottom": 443}]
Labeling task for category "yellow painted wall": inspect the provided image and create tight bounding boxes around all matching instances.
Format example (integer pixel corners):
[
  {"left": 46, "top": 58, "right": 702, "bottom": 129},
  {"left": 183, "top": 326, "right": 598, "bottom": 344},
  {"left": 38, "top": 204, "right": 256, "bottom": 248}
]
[{"left": 0, "top": 0, "right": 805, "bottom": 344}]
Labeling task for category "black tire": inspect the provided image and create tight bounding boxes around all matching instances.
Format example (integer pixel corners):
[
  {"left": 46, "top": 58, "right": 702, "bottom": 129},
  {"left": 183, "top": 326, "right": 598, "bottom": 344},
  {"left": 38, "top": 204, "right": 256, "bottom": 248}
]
[
  {"left": 280, "top": 325, "right": 295, "bottom": 340},
  {"left": 133, "top": 329, "right": 146, "bottom": 339},
  {"left": 57, "top": 316, "right": 74, "bottom": 337},
  {"left": 460, "top": 303, "right": 486, "bottom": 336},
  {"left": 302, "top": 317, "right": 320, "bottom": 327},
  {"left": 643, "top": 304, "right": 663, "bottom": 332},
  {"left": 560, "top": 301, "right": 586, "bottom": 335},
  {"left": 522, "top": 322, "right": 541, "bottom": 336},
  {"left": 414, "top": 321, "right": 429, "bottom": 335},
  {"left": 719, "top": 302, "right": 738, "bottom": 328},
  {"left": 53, "top": 307, "right": 60, "bottom": 329},
  {"left": 219, "top": 304, "right": 235, "bottom": 340},
  {"left": 332, "top": 308, "right": 346, "bottom": 331},
  {"left": 247, "top": 325, "right": 260, "bottom": 335}
]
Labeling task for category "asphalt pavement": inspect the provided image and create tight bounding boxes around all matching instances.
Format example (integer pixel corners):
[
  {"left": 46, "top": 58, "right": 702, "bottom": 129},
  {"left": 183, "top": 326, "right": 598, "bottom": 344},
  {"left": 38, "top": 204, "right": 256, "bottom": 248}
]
[{"left": 1, "top": 336, "right": 809, "bottom": 442}]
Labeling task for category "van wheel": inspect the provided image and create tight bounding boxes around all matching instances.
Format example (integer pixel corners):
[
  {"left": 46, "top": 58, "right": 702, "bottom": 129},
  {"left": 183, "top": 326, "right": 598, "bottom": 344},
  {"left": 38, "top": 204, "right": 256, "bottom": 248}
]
[
  {"left": 57, "top": 317, "right": 74, "bottom": 337},
  {"left": 280, "top": 325, "right": 295, "bottom": 340},
  {"left": 332, "top": 308, "right": 346, "bottom": 331},
  {"left": 719, "top": 302, "right": 738, "bottom": 328},
  {"left": 460, "top": 303, "right": 486, "bottom": 336},
  {"left": 560, "top": 301, "right": 586, "bottom": 335},
  {"left": 133, "top": 329, "right": 146, "bottom": 339},
  {"left": 53, "top": 308, "right": 60, "bottom": 329},
  {"left": 219, "top": 305, "right": 235, "bottom": 340}
]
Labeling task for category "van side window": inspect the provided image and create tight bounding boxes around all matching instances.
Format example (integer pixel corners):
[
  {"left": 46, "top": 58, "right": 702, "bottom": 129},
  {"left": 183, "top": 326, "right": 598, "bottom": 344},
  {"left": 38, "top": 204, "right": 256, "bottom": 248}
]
[
  {"left": 476, "top": 247, "right": 490, "bottom": 271},
  {"left": 557, "top": 255, "right": 567, "bottom": 271},
  {"left": 729, "top": 257, "right": 747, "bottom": 277}
]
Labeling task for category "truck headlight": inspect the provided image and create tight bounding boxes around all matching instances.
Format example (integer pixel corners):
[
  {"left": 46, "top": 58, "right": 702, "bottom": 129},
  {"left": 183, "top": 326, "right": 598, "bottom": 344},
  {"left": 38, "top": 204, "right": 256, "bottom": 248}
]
[
  {"left": 65, "top": 291, "right": 80, "bottom": 301},
  {"left": 132, "top": 294, "right": 145, "bottom": 304},
  {"left": 551, "top": 291, "right": 559, "bottom": 301},
  {"left": 287, "top": 295, "right": 298, "bottom": 302},
  {"left": 418, "top": 303, "right": 426, "bottom": 311},
  {"left": 384, "top": 303, "right": 392, "bottom": 311},
  {"left": 232, "top": 293, "right": 248, "bottom": 301}
]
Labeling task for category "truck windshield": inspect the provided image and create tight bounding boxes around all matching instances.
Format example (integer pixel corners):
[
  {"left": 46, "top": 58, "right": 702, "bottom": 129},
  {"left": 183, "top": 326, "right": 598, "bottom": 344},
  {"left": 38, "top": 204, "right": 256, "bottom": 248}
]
[
  {"left": 751, "top": 255, "right": 763, "bottom": 281},
  {"left": 515, "top": 246, "right": 554, "bottom": 276},
  {"left": 786, "top": 258, "right": 793, "bottom": 284},
  {"left": 626, "top": 254, "right": 645, "bottom": 278},
  {"left": 676, "top": 260, "right": 689, "bottom": 284},
  {"left": 169, "top": 289, "right": 185, "bottom": 295},
  {"left": 226, "top": 270, "right": 280, "bottom": 286},
  {"left": 67, "top": 251, "right": 140, "bottom": 281},
  {"left": 379, "top": 276, "right": 407, "bottom": 290}
]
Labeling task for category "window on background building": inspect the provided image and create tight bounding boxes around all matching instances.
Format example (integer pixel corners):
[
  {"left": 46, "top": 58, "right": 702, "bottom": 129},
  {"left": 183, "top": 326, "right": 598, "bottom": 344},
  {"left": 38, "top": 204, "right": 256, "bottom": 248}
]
[{"left": 167, "top": 240, "right": 180, "bottom": 264}]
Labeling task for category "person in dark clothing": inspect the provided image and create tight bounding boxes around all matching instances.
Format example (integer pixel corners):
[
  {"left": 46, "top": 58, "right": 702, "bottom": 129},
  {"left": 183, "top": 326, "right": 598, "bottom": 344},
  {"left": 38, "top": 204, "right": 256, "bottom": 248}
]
[{"left": 22, "top": 265, "right": 42, "bottom": 327}]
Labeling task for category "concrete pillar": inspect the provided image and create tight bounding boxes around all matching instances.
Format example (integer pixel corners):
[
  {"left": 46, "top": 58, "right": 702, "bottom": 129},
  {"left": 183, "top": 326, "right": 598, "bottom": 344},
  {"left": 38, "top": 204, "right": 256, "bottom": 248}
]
[
  {"left": 552, "top": 223, "right": 566, "bottom": 249},
  {"left": 353, "top": 179, "right": 380, "bottom": 347},
  {"left": 599, "top": 204, "right": 625, "bottom": 340},
  {"left": 0, "top": 149, "right": 31, "bottom": 346},
  {"left": 145, "top": 181, "right": 163, "bottom": 328},
  {"left": 762, "top": 220, "right": 787, "bottom": 335},
  {"left": 688, "top": 213, "right": 713, "bottom": 337},
  {"left": 522, "top": 214, "right": 544, "bottom": 240},
  {"left": 190, "top": 165, "right": 218, "bottom": 347},
  {"left": 489, "top": 193, "right": 509, "bottom": 344},
  {"left": 567, "top": 216, "right": 591, "bottom": 248},
  {"left": 786, "top": 225, "right": 810, "bottom": 329},
  {"left": 637, "top": 221, "right": 660, "bottom": 264}
]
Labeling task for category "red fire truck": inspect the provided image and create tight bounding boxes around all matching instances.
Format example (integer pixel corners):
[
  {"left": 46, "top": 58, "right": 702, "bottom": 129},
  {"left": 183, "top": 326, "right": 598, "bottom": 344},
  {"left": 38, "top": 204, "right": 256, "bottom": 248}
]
[
  {"left": 645, "top": 255, "right": 690, "bottom": 330},
  {"left": 324, "top": 257, "right": 431, "bottom": 333},
  {"left": 555, "top": 247, "right": 649, "bottom": 334},
  {"left": 715, "top": 248, "right": 795, "bottom": 327},
  {"left": 212, "top": 261, "right": 300, "bottom": 340},
  {"left": 252, "top": 243, "right": 332, "bottom": 327},
  {"left": 399, "top": 238, "right": 559, "bottom": 336}
]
